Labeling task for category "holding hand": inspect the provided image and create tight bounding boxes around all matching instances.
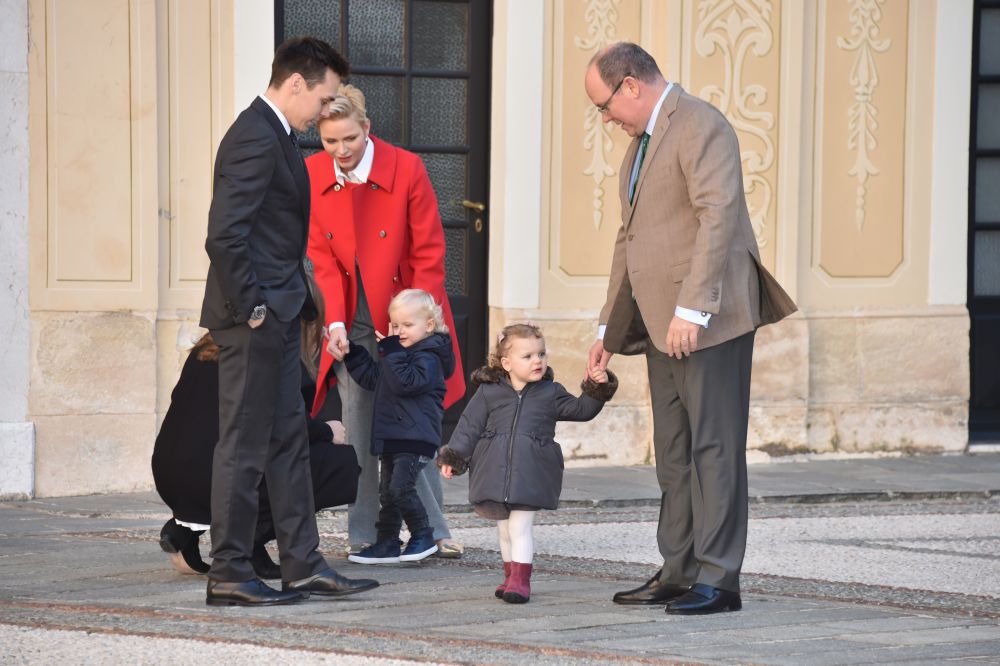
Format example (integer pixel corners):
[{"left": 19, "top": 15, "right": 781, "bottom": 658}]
[
  {"left": 326, "top": 326, "right": 349, "bottom": 361},
  {"left": 440, "top": 464, "right": 454, "bottom": 479},
  {"left": 588, "top": 365, "right": 609, "bottom": 384},
  {"left": 587, "top": 338, "right": 614, "bottom": 380}
]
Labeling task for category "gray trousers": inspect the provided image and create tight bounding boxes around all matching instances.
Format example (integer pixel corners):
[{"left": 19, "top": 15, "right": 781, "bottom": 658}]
[
  {"left": 337, "top": 274, "right": 452, "bottom": 547},
  {"left": 646, "top": 328, "right": 755, "bottom": 593}
]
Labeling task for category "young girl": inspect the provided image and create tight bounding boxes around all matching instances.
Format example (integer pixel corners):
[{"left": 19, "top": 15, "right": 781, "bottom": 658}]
[{"left": 438, "top": 323, "right": 617, "bottom": 603}]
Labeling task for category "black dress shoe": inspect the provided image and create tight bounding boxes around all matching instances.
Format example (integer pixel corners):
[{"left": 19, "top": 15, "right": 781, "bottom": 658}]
[
  {"left": 250, "top": 542, "right": 282, "bottom": 580},
  {"left": 282, "top": 568, "right": 379, "bottom": 598},
  {"left": 206, "top": 578, "right": 305, "bottom": 607},
  {"left": 612, "top": 569, "right": 690, "bottom": 605},
  {"left": 159, "top": 519, "right": 210, "bottom": 575},
  {"left": 665, "top": 583, "right": 742, "bottom": 614}
]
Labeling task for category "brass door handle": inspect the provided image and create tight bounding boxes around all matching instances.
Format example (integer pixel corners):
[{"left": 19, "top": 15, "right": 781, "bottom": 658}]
[{"left": 462, "top": 199, "right": 486, "bottom": 233}]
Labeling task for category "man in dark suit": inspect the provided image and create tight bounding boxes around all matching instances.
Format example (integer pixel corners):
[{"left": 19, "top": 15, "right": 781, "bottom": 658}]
[
  {"left": 584, "top": 43, "right": 796, "bottom": 614},
  {"left": 200, "top": 36, "right": 378, "bottom": 607}
]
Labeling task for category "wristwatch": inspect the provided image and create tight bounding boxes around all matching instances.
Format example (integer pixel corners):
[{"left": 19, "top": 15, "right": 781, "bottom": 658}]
[{"left": 249, "top": 303, "right": 267, "bottom": 323}]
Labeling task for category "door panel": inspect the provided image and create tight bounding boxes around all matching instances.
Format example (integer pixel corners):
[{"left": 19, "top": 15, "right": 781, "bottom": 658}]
[{"left": 970, "top": 1, "right": 1000, "bottom": 440}]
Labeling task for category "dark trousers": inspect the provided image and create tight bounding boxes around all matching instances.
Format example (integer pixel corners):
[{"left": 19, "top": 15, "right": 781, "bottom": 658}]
[
  {"left": 208, "top": 316, "right": 327, "bottom": 582},
  {"left": 376, "top": 453, "right": 431, "bottom": 543},
  {"left": 646, "top": 326, "right": 755, "bottom": 593}
]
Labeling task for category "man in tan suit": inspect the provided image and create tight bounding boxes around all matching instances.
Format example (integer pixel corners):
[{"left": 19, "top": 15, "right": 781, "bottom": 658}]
[{"left": 584, "top": 42, "right": 795, "bottom": 614}]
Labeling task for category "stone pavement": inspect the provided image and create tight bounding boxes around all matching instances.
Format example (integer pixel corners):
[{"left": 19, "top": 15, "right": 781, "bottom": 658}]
[{"left": 1, "top": 453, "right": 999, "bottom": 665}]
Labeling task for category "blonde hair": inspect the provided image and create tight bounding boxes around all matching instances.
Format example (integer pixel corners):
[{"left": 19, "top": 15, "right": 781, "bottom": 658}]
[
  {"left": 389, "top": 289, "right": 448, "bottom": 334},
  {"left": 488, "top": 323, "right": 544, "bottom": 372},
  {"left": 322, "top": 83, "right": 369, "bottom": 125}
]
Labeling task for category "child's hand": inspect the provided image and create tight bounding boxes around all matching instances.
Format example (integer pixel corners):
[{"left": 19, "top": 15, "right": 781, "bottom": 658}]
[
  {"left": 440, "top": 464, "right": 454, "bottom": 479},
  {"left": 374, "top": 330, "right": 385, "bottom": 342},
  {"left": 589, "top": 365, "right": 609, "bottom": 384}
]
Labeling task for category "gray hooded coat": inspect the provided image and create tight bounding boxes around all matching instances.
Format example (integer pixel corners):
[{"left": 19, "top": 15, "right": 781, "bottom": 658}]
[{"left": 438, "top": 367, "right": 618, "bottom": 510}]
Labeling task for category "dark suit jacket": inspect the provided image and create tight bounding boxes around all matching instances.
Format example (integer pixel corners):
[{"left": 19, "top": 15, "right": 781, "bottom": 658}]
[{"left": 200, "top": 97, "right": 316, "bottom": 328}]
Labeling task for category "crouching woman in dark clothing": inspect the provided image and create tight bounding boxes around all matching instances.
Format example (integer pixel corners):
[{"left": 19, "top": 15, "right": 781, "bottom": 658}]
[
  {"left": 438, "top": 323, "right": 617, "bottom": 604},
  {"left": 152, "top": 329, "right": 360, "bottom": 579}
]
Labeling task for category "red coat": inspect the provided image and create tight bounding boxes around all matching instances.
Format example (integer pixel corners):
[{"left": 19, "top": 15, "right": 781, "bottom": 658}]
[{"left": 306, "top": 136, "right": 466, "bottom": 416}]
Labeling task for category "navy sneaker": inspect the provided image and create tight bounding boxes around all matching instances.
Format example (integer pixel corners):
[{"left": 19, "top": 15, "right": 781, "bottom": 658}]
[
  {"left": 399, "top": 534, "right": 438, "bottom": 562},
  {"left": 348, "top": 539, "right": 401, "bottom": 564}
]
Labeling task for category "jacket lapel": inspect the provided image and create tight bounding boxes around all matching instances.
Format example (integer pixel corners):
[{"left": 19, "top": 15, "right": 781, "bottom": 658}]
[
  {"left": 250, "top": 97, "right": 311, "bottom": 224},
  {"left": 625, "top": 84, "right": 681, "bottom": 228}
]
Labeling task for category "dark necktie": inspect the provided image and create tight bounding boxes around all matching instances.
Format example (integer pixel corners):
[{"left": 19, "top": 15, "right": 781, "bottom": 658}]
[
  {"left": 289, "top": 130, "right": 300, "bottom": 153},
  {"left": 629, "top": 132, "right": 650, "bottom": 204}
]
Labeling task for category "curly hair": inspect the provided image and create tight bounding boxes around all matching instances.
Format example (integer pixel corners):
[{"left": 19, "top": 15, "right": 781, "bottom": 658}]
[{"left": 487, "top": 323, "right": 544, "bottom": 372}]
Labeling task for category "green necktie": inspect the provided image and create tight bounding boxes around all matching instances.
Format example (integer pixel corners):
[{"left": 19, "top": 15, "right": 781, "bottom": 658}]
[{"left": 629, "top": 132, "right": 650, "bottom": 204}]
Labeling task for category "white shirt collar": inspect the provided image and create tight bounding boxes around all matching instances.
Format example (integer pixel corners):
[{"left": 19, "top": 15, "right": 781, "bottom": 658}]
[
  {"left": 334, "top": 137, "right": 375, "bottom": 185},
  {"left": 644, "top": 82, "right": 674, "bottom": 136},
  {"left": 259, "top": 94, "right": 291, "bottom": 136}
]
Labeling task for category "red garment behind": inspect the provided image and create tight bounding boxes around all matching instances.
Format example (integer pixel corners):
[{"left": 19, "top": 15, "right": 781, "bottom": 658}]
[{"left": 306, "top": 136, "right": 466, "bottom": 416}]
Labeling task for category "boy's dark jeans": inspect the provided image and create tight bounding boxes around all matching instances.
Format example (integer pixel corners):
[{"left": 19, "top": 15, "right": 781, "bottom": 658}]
[{"left": 376, "top": 453, "right": 432, "bottom": 542}]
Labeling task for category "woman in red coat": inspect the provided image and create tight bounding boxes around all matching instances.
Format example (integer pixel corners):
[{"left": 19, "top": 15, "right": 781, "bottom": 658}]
[{"left": 306, "top": 84, "right": 465, "bottom": 556}]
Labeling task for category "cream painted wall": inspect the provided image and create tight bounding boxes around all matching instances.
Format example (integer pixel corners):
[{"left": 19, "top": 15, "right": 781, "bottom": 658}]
[
  {"left": 929, "top": 0, "right": 973, "bottom": 305},
  {"left": 0, "top": 0, "right": 34, "bottom": 498},
  {"left": 489, "top": 0, "right": 544, "bottom": 310},
  {"left": 233, "top": 0, "right": 274, "bottom": 116}
]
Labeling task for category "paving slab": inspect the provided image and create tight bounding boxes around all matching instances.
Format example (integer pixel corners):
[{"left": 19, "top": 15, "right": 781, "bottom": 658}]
[{"left": 2, "top": 453, "right": 1000, "bottom": 664}]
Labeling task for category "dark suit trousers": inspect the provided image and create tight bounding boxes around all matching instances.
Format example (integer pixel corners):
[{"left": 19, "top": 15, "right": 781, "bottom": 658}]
[
  {"left": 645, "top": 320, "right": 755, "bottom": 593},
  {"left": 208, "top": 316, "right": 327, "bottom": 582}
]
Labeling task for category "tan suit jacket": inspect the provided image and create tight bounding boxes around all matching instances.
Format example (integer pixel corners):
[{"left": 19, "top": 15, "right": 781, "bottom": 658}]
[{"left": 600, "top": 85, "right": 796, "bottom": 354}]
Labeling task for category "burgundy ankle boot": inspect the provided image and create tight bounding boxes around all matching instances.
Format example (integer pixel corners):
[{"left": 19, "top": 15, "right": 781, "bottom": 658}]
[
  {"left": 494, "top": 561, "right": 512, "bottom": 598},
  {"left": 501, "top": 562, "right": 533, "bottom": 604}
]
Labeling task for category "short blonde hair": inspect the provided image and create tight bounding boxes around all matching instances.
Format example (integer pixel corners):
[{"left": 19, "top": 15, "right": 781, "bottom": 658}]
[
  {"left": 389, "top": 289, "right": 448, "bottom": 334},
  {"left": 323, "top": 83, "right": 368, "bottom": 125}
]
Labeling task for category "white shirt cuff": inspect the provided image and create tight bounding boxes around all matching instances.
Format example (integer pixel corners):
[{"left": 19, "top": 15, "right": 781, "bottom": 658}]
[
  {"left": 596, "top": 324, "right": 607, "bottom": 340},
  {"left": 328, "top": 321, "right": 346, "bottom": 332},
  {"left": 676, "top": 306, "right": 711, "bottom": 328}
]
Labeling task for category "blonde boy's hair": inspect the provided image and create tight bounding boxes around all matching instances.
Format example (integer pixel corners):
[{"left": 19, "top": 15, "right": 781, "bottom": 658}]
[
  {"left": 323, "top": 83, "right": 369, "bottom": 125},
  {"left": 389, "top": 289, "right": 448, "bottom": 334}
]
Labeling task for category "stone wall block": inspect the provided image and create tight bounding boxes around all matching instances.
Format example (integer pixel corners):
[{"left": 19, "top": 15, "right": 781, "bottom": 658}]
[
  {"left": 557, "top": 404, "right": 651, "bottom": 466},
  {"left": 30, "top": 312, "right": 156, "bottom": 415},
  {"left": 33, "top": 413, "right": 156, "bottom": 496},
  {"left": 832, "top": 402, "right": 968, "bottom": 453},
  {"left": 859, "top": 316, "right": 970, "bottom": 402},
  {"left": 751, "top": 316, "right": 809, "bottom": 402},
  {"left": 808, "top": 317, "right": 860, "bottom": 403},
  {"left": 748, "top": 404, "right": 812, "bottom": 453}
]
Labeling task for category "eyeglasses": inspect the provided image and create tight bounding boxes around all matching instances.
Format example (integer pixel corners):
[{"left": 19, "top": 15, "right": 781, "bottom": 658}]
[{"left": 596, "top": 74, "right": 630, "bottom": 114}]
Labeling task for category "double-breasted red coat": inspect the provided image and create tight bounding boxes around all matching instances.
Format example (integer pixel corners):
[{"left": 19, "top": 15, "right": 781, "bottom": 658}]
[{"left": 306, "top": 135, "right": 466, "bottom": 417}]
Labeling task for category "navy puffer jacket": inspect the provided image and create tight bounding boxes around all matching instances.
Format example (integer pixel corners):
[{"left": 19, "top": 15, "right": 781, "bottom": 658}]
[{"left": 344, "top": 332, "right": 455, "bottom": 456}]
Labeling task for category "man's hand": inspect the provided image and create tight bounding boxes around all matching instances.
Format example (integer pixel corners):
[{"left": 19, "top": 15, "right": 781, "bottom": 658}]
[
  {"left": 440, "top": 464, "right": 454, "bottom": 479},
  {"left": 325, "top": 326, "right": 349, "bottom": 360},
  {"left": 666, "top": 315, "right": 701, "bottom": 358},
  {"left": 326, "top": 420, "right": 346, "bottom": 444},
  {"left": 587, "top": 338, "right": 614, "bottom": 379},
  {"left": 248, "top": 317, "right": 264, "bottom": 329}
]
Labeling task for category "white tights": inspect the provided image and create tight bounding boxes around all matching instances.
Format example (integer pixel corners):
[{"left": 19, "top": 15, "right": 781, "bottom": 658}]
[{"left": 496, "top": 510, "right": 535, "bottom": 564}]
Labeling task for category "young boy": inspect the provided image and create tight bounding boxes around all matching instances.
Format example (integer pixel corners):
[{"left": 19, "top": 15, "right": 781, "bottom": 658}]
[{"left": 343, "top": 289, "right": 455, "bottom": 563}]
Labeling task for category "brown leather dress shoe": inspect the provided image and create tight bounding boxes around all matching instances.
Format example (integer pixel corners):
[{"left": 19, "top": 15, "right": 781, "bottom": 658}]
[
  {"left": 282, "top": 568, "right": 379, "bottom": 597},
  {"left": 206, "top": 578, "right": 305, "bottom": 607},
  {"left": 613, "top": 569, "right": 690, "bottom": 605},
  {"left": 665, "top": 583, "right": 742, "bottom": 614}
]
